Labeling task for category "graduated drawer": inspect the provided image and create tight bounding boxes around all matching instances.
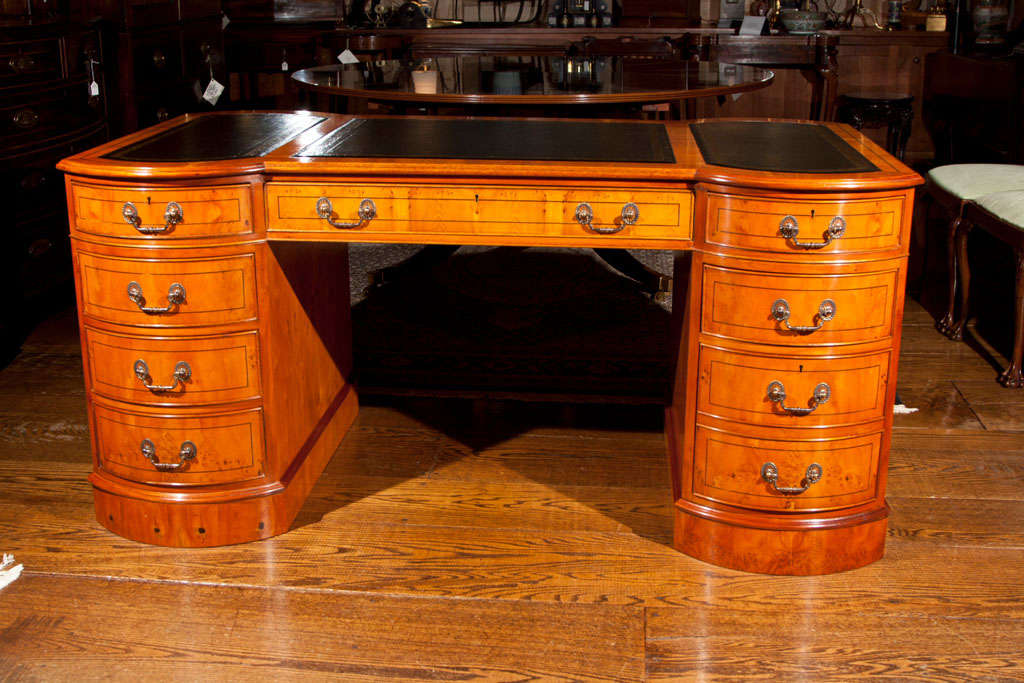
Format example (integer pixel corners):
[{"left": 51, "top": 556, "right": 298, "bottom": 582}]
[
  {"left": 704, "top": 192, "right": 904, "bottom": 255},
  {"left": 78, "top": 250, "right": 258, "bottom": 328},
  {"left": 701, "top": 264, "right": 899, "bottom": 346},
  {"left": 697, "top": 346, "right": 890, "bottom": 428},
  {"left": 84, "top": 328, "right": 261, "bottom": 406},
  {"left": 94, "top": 402, "right": 265, "bottom": 486},
  {"left": 71, "top": 183, "right": 253, "bottom": 241},
  {"left": 266, "top": 183, "right": 692, "bottom": 243},
  {"left": 692, "top": 426, "right": 882, "bottom": 512}
]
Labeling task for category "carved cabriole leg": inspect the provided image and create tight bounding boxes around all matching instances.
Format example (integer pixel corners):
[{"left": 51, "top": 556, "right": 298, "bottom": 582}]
[
  {"left": 949, "top": 219, "right": 974, "bottom": 339},
  {"left": 999, "top": 247, "right": 1024, "bottom": 388},
  {"left": 936, "top": 212, "right": 963, "bottom": 338}
]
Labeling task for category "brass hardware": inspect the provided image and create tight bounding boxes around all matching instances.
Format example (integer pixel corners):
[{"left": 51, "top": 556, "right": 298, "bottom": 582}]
[
  {"left": 8, "top": 55, "right": 36, "bottom": 73},
  {"left": 316, "top": 197, "right": 376, "bottom": 229},
  {"left": 12, "top": 108, "right": 39, "bottom": 129},
  {"left": 140, "top": 438, "right": 197, "bottom": 472},
  {"left": 575, "top": 202, "right": 639, "bottom": 234},
  {"left": 766, "top": 380, "right": 830, "bottom": 415},
  {"left": 126, "top": 281, "right": 186, "bottom": 314},
  {"left": 122, "top": 201, "right": 183, "bottom": 235},
  {"left": 133, "top": 359, "right": 191, "bottom": 392},
  {"left": 771, "top": 298, "right": 836, "bottom": 333},
  {"left": 761, "top": 462, "right": 823, "bottom": 495},
  {"left": 778, "top": 215, "right": 846, "bottom": 249}
]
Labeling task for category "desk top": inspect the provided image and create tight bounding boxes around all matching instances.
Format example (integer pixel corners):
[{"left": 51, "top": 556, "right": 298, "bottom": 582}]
[{"left": 58, "top": 111, "right": 921, "bottom": 193}]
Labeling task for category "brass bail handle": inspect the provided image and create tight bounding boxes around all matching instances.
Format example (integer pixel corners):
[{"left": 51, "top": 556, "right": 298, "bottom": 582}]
[
  {"left": 771, "top": 298, "right": 836, "bottom": 333},
  {"left": 133, "top": 359, "right": 191, "bottom": 393},
  {"left": 127, "top": 281, "right": 186, "bottom": 314},
  {"left": 122, "top": 201, "right": 183, "bottom": 235},
  {"left": 316, "top": 197, "right": 376, "bottom": 229},
  {"left": 766, "top": 380, "right": 831, "bottom": 416},
  {"left": 140, "top": 438, "right": 197, "bottom": 472},
  {"left": 778, "top": 215, "right": 846, "bottom": 249},
  {"left": 575, "top": 202, "right": 639, "bottom": 234},
  {"left": 761, "top": 462, "right": 823, "bottom": 495}
]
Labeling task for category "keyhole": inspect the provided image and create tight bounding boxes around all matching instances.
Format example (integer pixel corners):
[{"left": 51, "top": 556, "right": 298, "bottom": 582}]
[
  {"left": 475, "top": 194, "right": 479, "bottom": 203},
  {"left": 810, "top": 209, "right": 815, "bottom": 219},
  {"left": 799, "top": 364, "right": 804, "bottom": 372}
]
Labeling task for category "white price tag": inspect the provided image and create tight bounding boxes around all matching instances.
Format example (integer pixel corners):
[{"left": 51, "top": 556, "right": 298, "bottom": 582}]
[
  {"left": 203, "top": 78, "right": 224, "bottom": 105},
  {"left": 281, "top": 60, "right": 289, "bottom": 71},
  {"left": 337, "top": 49, "right": 359, "bottom": 64},
  {"left": 221, "top": 13, "right": 230, "bottom": 29},
  {"left": 88, "top": 80, "right": 100, "bottom": 97}
]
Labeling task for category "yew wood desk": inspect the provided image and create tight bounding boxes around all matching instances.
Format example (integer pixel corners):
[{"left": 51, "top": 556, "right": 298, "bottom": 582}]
[{"left": 58, "top": 113, "right": 921, "bottom": 575}]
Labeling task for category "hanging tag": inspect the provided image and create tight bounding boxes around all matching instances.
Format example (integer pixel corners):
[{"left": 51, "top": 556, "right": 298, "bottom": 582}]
[
  {"left": 89, "top": 80, "right": 100, "bottom": 97},
  {"left": 338, "top": 49, "right": 359, "bottom": 64},
  {"left": 221, "top": 12, "right": 230, "bottom": 29},
  {"left": 203, "top": 78, "right": 224, "bottom": 105},
  {"left": 281, "top": 60, "right": 289, "bottom": 71}
]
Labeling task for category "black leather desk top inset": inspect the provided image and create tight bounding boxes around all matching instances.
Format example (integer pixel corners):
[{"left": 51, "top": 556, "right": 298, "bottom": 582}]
[
  {"left": 296, "top": 118, "right": 676, "bottom": 164},
  {"left": 104, "top": 113, "right": 325, "bottom": 162},
  {"left": 689, "top": 121, "right": 878, "bottom": 174}
]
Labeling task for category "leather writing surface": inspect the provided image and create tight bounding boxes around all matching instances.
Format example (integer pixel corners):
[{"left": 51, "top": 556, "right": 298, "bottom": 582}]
[
  {"left": 689, "top": 121, "right": 878, "bottom": 174},
  {"left": 295, "top": 118, "right": 677, "bottom": 164},
  {"left": 104, "top": 113, "right": 325, "bottom": 162}
]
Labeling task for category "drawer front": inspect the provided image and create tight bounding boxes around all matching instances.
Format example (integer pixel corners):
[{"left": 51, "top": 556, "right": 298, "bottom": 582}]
[
  {"left": 94, "top": 403, "right": 265, "bottom": 486},
  {"left": 697, "top": 346, "right": 890, "bottom": 428},
  {"left": 705, "top": 193, "right": 904, "bottom": 255},
  {"left": 0, "top": 38, "right": 62, "bottom": 86},
  {"left": 701, "top": 264, "right": 899, "bottom": 346},
  {"left": 85, "top": 328, "right": 261, "bottom": 406},
  {"left": 72, "top": 183, "right": 253, "bottom": 241},
  {"left": 693, "top": 426, "right": 881, "bottom": 512},
  {"left": 267, "top": 183, "right": 693, "bottom": 243},
  {"left": 78, "top": 250, "right": 259, "bottom": 328}
]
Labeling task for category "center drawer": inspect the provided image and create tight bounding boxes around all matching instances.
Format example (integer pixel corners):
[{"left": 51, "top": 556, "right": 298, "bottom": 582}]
[{"left": 265, "top": 182, "right": 693, "bottom": 244}]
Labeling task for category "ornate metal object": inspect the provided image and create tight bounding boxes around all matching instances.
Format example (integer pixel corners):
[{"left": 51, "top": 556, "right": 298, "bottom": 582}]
[
  {"left": 122, "top": 201, "right": 183, "bottom": 235},
  {"left": 126, "top": 281, "right": 186, "bottom": 314},
  {"left": 761, "top": 462, "right": 823, "bottom": 495},
  {"left": 778, "top": 214, "right": 846, "bottom": 249},
  {"left": 140, "top": 438, "right": 197, "bottom": 472},
  {"left": 771, "top": 298, "right": 836, "bottom": 333},
  {"left": 574, "top": 202, "right": 639, "bottom": 234},
  {"left": 766, "top": 380, "right": 831, "bottom": 415},
  {"left": 133, "top": 359, "right": 191, "bottom": 392},
  {"left": 315, "top": 197, "right": 376, "bottom": 229}
]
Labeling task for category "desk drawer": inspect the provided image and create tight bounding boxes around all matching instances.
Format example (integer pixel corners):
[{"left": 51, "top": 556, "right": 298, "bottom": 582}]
[
  {"left": 78, "top": 250, "right": 258, "bottom": 328},
  {"left": 94, "top": 402, "right": 265, "bottom": 486},
  {"left": 71, "top": 183, "right": 253, "bottom": 241},
  {"left": 85, "top": 328, "right": 261, "bottom": 406},
  {"left": 697, "top": 346, "right": 890, "bottom": 428},
  {"left": 266, "top": 183, "right": 692, "bottom": 243},
  {"left": 692, "top": 426, "right": 882, "bottom": 512},
  {"left": 701, "top": 264, "right": 899, "bottom": 346},
  {"left": 704, "top": 192, "right": 904, "bottom": 255}
]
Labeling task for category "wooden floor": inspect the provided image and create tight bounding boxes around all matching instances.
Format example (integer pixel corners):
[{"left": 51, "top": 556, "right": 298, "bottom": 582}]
[{"left": 1, "top": 297, "right": 1023, "bottom": 681}]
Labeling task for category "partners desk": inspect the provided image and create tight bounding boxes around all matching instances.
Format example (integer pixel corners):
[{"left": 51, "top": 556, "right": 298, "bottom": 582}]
[{"left": 58, "top": 113, "right": 921, "bottom": 575}]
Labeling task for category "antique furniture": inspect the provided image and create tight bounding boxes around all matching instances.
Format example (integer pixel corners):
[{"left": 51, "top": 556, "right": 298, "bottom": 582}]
[
  {"left": 58, "top": 112, "right": 920, "bottom": 575},
  {"left": 835, "top": 90, "right": 914, "bottom": 160},
  {"left": 2, "top": 17, "right": 108, "bottom": 358}
]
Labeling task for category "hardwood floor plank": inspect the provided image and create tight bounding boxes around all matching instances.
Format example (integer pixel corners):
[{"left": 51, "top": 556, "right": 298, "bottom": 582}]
[
  {"left": 890, "top": 379, "right": 984, "bottom": 431},
  {"left": 888, "top": 496, "right": 1024, "bottom": 548},
  {"left": 0, "top": 575, "right": 645, "bottom": 682}
]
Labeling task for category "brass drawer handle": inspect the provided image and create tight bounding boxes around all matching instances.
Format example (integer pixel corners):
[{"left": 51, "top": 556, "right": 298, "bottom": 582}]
[
  {"left": 316, "top": 197, "right": 376, "bottom": 229},
  {"left": 123, "top": 201, "right": 183, "bottom": 235},
  {"left": 771, "top": 298, "right": 836, "bottom": 333},
  {"left": 575, "top": 202, "right": 639, "bottom": 234},
  {"left": 778, "top": 215, "right": 846, "bottom": 250},
  {"left": 133, "top": 359, "right": 191, "bottom": 392},
  {"left": 140, "top": 438, "right": 196, "bottom": 472},
  {"left": 761, "top": 462, "right": 823, "bottom": 495},
  {"left": 127, "top": 281, "right": 186, "bottom": 314},
  {"left": 766, "top": 380, "right": 830, "bottom": 416}
]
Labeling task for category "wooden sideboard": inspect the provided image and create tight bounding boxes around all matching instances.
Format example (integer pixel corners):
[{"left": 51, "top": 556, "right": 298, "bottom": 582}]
[{"left": 58, "top": 112, "right": 920, "bottom": 575}]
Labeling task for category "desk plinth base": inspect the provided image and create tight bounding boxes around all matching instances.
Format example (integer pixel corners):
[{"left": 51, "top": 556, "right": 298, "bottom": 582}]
[
  {"left": 90, "top": 387, "right": 359, "bottom": 547},
  {"left": 673, "top": 505, "right": 888, "bottom": 575}
]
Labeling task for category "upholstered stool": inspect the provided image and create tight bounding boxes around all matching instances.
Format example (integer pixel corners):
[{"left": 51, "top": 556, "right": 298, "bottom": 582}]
[
  {"left": 835, "top": 91, "right": 914, "bottom": 160},
  {"left": 960, "top": 190, "right": 1024, "bottom": 387},
  {"left": 927, "top": 164, "right": 1024, "bottom": 341}
]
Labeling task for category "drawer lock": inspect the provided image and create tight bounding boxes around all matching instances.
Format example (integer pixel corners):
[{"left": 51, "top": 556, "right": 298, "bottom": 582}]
[
  {"left": 761, "top": 462, "right": 823, "bottom": 495},
  {"left": 779, "top": 215, "right": 846, "bottom": 250},
  {"left": 771, "top": 298, "right": 836, "bottom": 334},
  {"left": 140, "top": 438, "right": 197, "bottom": 472},
  {"left": 126, "top": 281, "right": 186, "bottom": 314},
  {"left": 133, "top": 359, "right": 191, "bottom": 393},
  {"left": 766, "top": 380, "right": 830, "bottom": 416}
]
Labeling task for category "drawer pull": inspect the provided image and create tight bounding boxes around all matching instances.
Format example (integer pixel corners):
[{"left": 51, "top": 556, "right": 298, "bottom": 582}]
[
  {"left": 575, "top": 202, "right": 639, "bottom": 234},
  {"left": 140, "top": 438, "right": 196, "bottom": 472},
  {"left": 126, "top": 281, "right": 186, "bottom": 314},
  {"left": 133, "top": 359, "right": 191, "bottom": 392},
  {"left": 761, "top": 462, "right": 823, "bottom": 495},
  {"left": 778, "top": 215, "right": 846, "bottom": 250},
  {"left": 766, "top": 380, "right": 830, "bottom": 416},
  {"left": 771, "top": 298, "right": 836, "bottom": 334},
  {"left": 123, "top": 201, "right": 183, "bottom": 235},
  {"left": 316, "top": 197, "right": 376, "bottom": 229}
]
